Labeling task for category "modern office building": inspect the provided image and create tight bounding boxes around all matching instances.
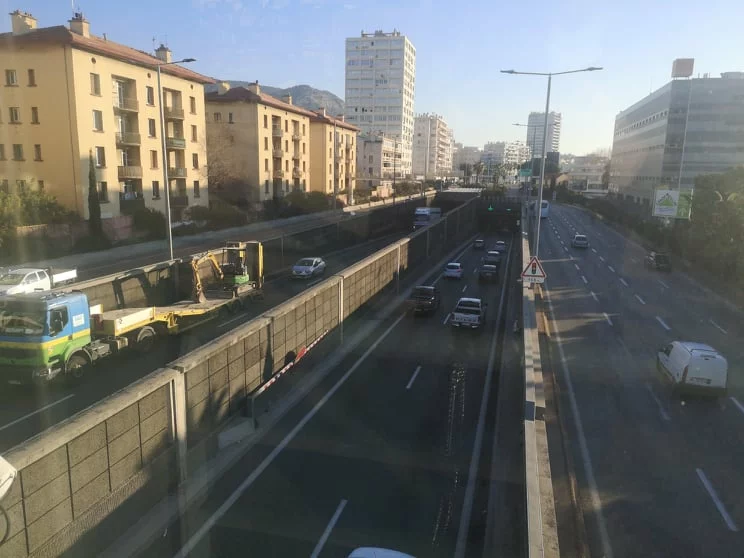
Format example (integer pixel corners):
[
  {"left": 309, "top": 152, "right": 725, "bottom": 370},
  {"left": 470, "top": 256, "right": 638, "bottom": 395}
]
[
  {"left": 527, "top": 111, "right": 561, "bottom": 155},
  {"left": 0, "top": 10, "right": 213, "bottom": 221},
  {"left": 357, "top": 132, "right": 397, "bottom": 195},
  {"left": 412, "top": 113, "right": 452, "bottom": 178},
  {"left": 308, "top": 109, "right": 359, "bottom": 201},
  {"left": 611, "top": 68, "right": 744, "bottom": 204},
  {"left": 205, "top": 82, "right": 313, "bottom": 203},
  {"left": 344, "top": 30, "right": 416, "bottom": 178}
]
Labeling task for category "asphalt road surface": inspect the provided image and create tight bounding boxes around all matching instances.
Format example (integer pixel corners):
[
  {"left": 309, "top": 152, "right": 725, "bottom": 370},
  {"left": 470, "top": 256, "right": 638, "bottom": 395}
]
[
  {"left": 541, "top": 203, "right": 744, "bottom": 558},
  {"left": 135, "top": 233, "right": 514, "bottom": 558},
  {"left": 0, "top": 233, "right": 406, "bottom": 453}
]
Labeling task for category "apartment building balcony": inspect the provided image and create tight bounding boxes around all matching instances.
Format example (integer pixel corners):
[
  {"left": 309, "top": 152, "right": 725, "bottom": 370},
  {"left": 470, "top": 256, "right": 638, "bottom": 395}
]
[
  {"left": 118, "top": 165, "right": 143, "bottom": 179},
  {"left": 115, "top": 132, "right": 141, "bottom": 146},
  {"left": 292, "top": 168, "right": 303, "bottom": 179},
  {"left": 292, "top": 133, "right": 302, "bottom": 141},
  {"left": 164, "top": 106, "right": 185, "bottom": 120},
  {"left": 273, "top": 149, "right": 284, "bottom": 158},
  {"left": 273, "top": 169, "right": 285, "bottom": 178},
  {"left": 169, "top": 167, "right": 187, "bottom": 178},
  {"left": 171, "top": 195, "right": 189, "bottom": 208},
  {"left": 166, "top": 136, "right": 186, "bottom": 150},
  {"left": 113, "top": 97, "right": 139, "bottom": 112},
  {"left": 272, "top": 127, "right": 283, "bottom": 137}
]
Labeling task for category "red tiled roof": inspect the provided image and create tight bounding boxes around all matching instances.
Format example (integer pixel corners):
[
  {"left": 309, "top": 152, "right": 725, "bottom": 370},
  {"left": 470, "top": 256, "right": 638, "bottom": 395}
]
[
  {"left": 205, "top": 86, "right": 318, "bottom": 118},
  {"left": 308, "top": 110, "right": 359, "bottom": 132},
  {"left": 0, "top": 26, "right": 215, "bottom": 84}
]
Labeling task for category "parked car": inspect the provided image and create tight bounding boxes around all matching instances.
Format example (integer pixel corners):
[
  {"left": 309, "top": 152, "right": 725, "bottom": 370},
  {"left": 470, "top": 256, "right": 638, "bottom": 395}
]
[
  {"left": 657, "top": 341, "right": 727, "bottom": 396},
  {"left": 443, "top": 262, "right": 464, "bottom": 279},
  {"left": 645, "top": 251, "right": 672, "bottom": 272},
  {"left": 292, "top": 257, "right": 326, "bottom": 279},
  {"left": 473, "top": 238, "right": 485, "bottom": 249},
  {"left": 478, "top": 264, "right": 499, "bottom": 283},
  {"left": 408, "top": 285, "right": 441, "bottom": 314},
  {"left": 571, "top": 234, "right": 590, "bottom": 249}
]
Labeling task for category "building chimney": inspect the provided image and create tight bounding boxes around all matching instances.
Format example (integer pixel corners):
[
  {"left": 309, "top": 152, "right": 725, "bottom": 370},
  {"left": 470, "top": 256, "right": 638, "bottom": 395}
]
[
  {"left": 10, "top": 10, "right": 37, "bottom": 35},
  {"left": 247, "top": 80, "right": 260, "bottom": 95},
  {"left": 217, "top": 82, "right": 231, "bottom": 95},
  {"left": 155, "top": 44, "right": 172, "bottom": 63},
  {"left": 282, "top": 95, "right": 292, "bottom": 105},
  {"left": 321, "top": 108, "right": 327, "bottom": 117},
  {"left": 68, "top": 12, "right": 90, "bottom": 38}
]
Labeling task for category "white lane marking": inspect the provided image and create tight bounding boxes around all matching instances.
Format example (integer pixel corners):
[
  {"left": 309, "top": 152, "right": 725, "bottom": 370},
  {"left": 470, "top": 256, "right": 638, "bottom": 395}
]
[
  {"left": 473, "top": 267, "right": 478, "bottom": 273},
  {"left": 310, "top": 499, "right": 348, "bottom": 558},
  {"left": 563, "top": 246, "right": 568, "bottom": 252},
  {"left": 544, "top": 287, "right": 614, "bottom": 557},
  {"left": 218, "top": 314, "right": 246, "bottom": 329},
  {"left": 635, "top": 294, "right": 646, "bottom": 305},
  {"left": 603, "top": 312, "right": 613, "bottom": 326},
  {"left": 172, "top": 312, "right": 407, "bottom": 558},
  {"left": 619, "top": 278, "right": 629, "bottom": 287},
  {"left": 599, "top": 256, "right": 605, "bottom": 262},
  {"left": 646, "top": 384, "right": 671, "bottom": 421},
  {"left": 655, "top": 316, "right": 672, "bottom": 331},
  {"left": 462, "top": 285, "right": 467, "bottom": 293},
  {"left": 590, "top": 291, "right": 599, "bottom": 302},
  {"left": 0, "top": 394, "right": 76, "bottom": 432},
  {"left": 696, "top": 468, "right": 739, "bottom": 532},
  {"left": 560, "top": 240, "right": 565, "bottom": 245},
  {"left": 657, "top": 279, "right": 669, "bottom": 289},
  {"left": 729, "top": 396, "right": 744, "bottom": 416},
  {"left": 443, "top": 312, "right": 451, "bottom": 325},
  {"left": 709, "top": 319, "right": 728, "bottom": 335},
  {"left": 591, "top": 248, "right": 597, "bottom": 253},
  {"left": 574, "top": 263, "right": 580, "bottom": 271},
  {"left": 581, "top": 275, "right": 588, "bottom": 284},
  {"left": 608, "top": 265, "right": 616, "bottom": 273},
  {"left": 406, "top": 365, "right": 422, "bottom": 390}
]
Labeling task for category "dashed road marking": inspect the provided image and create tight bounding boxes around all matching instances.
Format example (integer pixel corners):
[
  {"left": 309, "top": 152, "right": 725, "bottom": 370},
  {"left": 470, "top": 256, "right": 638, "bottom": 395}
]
[
  {"left": 608, "top": 265, "right": 616, "bottom": 273},
  {"left": 635, "top": 294, "right": 646, "bottom": 305},
  {"left": 655, "top": 316, "right": 672, "bottom": 331},
  {"left": 619, "top": 278, "right": 628, "bottom": 287},
  {"left": 590, "top": 291, "right": 599, "bottom": 302},
  {"left": 581, "top": 275, "right": 588, "bottom": 284},
  {"left": 709, "top": 319, "right": 727, "bottom": 335},
  {"left": 603, "top": 312, "right": 613, "bottom": 326}
]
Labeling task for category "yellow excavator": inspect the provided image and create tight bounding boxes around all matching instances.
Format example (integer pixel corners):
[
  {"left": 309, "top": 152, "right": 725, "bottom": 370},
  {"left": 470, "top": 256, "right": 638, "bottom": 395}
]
[{"left": 190, "top": 241, "right": 264, "bottom": 303}]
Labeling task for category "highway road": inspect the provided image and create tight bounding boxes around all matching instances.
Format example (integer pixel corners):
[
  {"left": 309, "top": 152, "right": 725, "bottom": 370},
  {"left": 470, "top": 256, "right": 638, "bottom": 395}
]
[
  {"left": 0, "top": 233, "right": 407, "bottom": 453},
  {"left": 133, "top": 233, "right": 516, "bottom": 558},
  {"left": 541, "top": 203, "right": 744, "bottom": 558}
]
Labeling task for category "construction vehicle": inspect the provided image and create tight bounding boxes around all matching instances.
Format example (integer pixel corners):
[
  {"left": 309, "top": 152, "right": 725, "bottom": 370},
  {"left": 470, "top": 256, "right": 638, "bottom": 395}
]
[{"left": 0, "top": 242, "right": 264, "bottom": 385}]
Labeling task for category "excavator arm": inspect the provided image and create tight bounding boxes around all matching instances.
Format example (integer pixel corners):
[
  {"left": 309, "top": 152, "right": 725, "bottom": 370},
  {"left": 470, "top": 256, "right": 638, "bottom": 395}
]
[{"left": 191, "top": 252, "right": 224, "bottom": 303}]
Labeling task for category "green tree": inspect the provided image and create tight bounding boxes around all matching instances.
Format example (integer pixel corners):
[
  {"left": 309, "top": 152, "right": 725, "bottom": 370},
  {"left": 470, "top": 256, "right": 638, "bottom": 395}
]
[
  {"left": 472, "top": 161, "right": 485, "bottom": 185},
  {"left": 87, "top": 151, "right": 102, "bottom": 236}
]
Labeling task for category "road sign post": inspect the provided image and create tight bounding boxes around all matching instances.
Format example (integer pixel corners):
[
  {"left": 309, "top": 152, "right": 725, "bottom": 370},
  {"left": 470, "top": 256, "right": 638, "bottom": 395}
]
[{"left": 521, "top": 256, "right": 546, "bottom": 284}]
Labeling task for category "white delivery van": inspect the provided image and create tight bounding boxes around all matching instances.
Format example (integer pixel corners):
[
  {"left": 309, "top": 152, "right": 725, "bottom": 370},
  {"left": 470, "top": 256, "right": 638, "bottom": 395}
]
[{"left": 657, "top": 341, "right": 728, "bottom": 396}]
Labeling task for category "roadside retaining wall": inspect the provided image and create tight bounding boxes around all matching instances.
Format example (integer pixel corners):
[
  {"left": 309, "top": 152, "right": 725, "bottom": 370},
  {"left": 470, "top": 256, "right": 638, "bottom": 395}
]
[{"left": 0, "top": 198, "right": 477, "bottom": 558}]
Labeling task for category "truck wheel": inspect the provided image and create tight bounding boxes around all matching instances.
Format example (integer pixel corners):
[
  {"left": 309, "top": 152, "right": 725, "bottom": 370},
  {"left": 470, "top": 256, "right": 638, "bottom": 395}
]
[
  {"left": 135, "top": 326, "right": 156, "bottom": 353},
  {"left": 66, "top": 354, "right": 89, "bottom": 382}
]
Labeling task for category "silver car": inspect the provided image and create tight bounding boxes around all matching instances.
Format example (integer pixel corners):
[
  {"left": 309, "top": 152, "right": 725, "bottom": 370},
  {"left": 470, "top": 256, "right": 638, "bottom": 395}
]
[{"left": 292, "top": 257, "right": 326, "bottom": 279}]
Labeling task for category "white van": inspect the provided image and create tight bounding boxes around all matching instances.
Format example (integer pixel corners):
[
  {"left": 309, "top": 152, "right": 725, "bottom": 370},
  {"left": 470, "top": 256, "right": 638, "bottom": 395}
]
[{"left": 657, "top": 341, "right": 728, "bottom": 396}]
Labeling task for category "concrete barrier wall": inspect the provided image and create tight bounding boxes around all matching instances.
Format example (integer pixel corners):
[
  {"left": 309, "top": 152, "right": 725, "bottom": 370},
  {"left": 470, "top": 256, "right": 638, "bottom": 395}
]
[{"left": 0, "top": 198, "right": 477, "bottom": 558}]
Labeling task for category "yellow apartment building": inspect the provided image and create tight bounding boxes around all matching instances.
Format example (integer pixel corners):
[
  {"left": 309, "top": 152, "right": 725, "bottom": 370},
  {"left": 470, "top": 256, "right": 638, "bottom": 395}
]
[
  {"left": 0, "top": 10, "right": 213, "bottom": 221},
  {"left": 308, "top": 110, "right": 358, "bottom": 201},
  {"left": 205, "top": 82, "right": 313, "bottom": 204}
]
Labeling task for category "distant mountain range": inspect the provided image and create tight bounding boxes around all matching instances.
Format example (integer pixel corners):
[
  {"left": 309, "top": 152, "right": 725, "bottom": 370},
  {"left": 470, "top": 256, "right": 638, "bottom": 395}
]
[{"left": 205, "top": 81, "right": 345, "bottom": 116}]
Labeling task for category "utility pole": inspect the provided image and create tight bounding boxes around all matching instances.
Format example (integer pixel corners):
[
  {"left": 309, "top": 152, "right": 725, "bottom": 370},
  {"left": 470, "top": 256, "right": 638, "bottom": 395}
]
[{"left": 332, "top": 120, "right": 337, "bottom": 210}]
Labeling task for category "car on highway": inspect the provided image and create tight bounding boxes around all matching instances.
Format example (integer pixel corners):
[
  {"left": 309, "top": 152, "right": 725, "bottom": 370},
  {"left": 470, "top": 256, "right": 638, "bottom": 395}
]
[
  {"left": 443, "top": 262, "right": 464, "bottom": 279},
  {"left": 473, "top": 238, "right": 485, "bottom": 249},
  {"left": 348, "top": 548, "right": 414, "bottom": 558},
  {"left": 291, "top": 257, "right": 326, "bottom": 279},
  {"left": 484, "top": 250, "right": 502, "bottom": 266},
  {"left": 645, "top": 251, "right": 672, "bottom": 272},
  {"left": 450, "top": 297, "right": 486, "bottom": 329},
  {"left": 494, "top": 240, "right": 506, "bottom": 249},
  {"left": 478, "top": 264, "right": 499, "bottom": 283},
  {"left": 657, "top": 341, "right": 728, "bottom": 396},
  {"left": 571, "top": 234, "right": 590, "bottom": 249},
  {"left": 408, "top": 285, "right": 441, "bottom": 314}
]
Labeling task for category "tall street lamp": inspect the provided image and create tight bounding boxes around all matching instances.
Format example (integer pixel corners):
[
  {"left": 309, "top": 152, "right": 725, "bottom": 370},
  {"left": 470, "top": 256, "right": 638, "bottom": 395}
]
[
  {"left": 501, "top": 66, "right": 602, "bottom": 258},
  {"left": 156, "top": 57, "right": 196, "bottom": 261}
]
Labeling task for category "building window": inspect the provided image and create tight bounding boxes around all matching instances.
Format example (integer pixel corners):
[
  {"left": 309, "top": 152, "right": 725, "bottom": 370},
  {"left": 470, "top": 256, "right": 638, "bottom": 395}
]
[
  {"left": 93, "top": 110, "right": 103, "bottom": 131},
  {"left": 146, "top": 86, "right": 155, "bottom": 105},
  {"left": 302, "top": 160, "right": 306, "bottom": 171},
  {"left": 189, "top": 96, "right": 196, "bottom": 114},
  {"left": 33, "top": 144, "right": 42, "bottom": 161},
  {"left": 214, "top": 112, "right": 222, "bottom": 122},
  {"left": 31, "top": 107, "right": 39, "bottom": 124},
  {"left": 148, "top": 118, "right": 157, "bottom": 138},
  {"left": 27, "top": 69, "right": 36, "bottom": 86},
  {"left": 193, "top": 180, "right": 200, "bottom": 198},
  {"left": 16, "top": 180, "right": 26, "bottom": 193},
  {"left": 150, "top": 150, "right": 158, "bottom": 168},
  {"left": 303, "top": 143, "right": 306, "bottom": 154},
  {"left": 285, "top": 160, "right": 289, "bottom": 172},
  {"left": 38, "top": 180, "right": 44, "bottom": 191},
  {"left": 329, "top": 148, "right": 332, "bottom": 158},
  {"left": 329, "top": 131, "right": 332, "bottom": 141},
  {"left": 94, "top": 146, "right": 106, "bottom": 167},
  {"left": 265, "top": 159, "right": 269, "bottom": 171},
  {"left": 98, "top": 181, "right": 109, "bottom": 202},
  {"left": 9, "top": 107, "right": 20, "bottom": 123},
  {"left": 285, "top": 120, "right": 289, "bottom": 132},
  {"left": 152, "top": 181, "right": 160, "bottom": 199},
  {"left": 263, "top": 115, "right": 268, "bottom": 128},
  {"left": 228, "top": 112, "right": 234, "bottom": 124},
  {"left": 5, "top": 69, "right": 17, "bottom": 86},
  {"left": 0, "top": 145, "right": 4, "bottom": 160},
  {"left": 90, "top": 73, "right": 100, "bottom": 95},
  {"left": 302, "top": 124, "right": 306, "bottom": 135},
  {"left": 264, "top": 137, "right": 268, "bottom": 150},
  {"left": 12, "top": 144, "right": 23, "bottom": 161},
  {"left": 265, "top": 180, "right": 270, "bottom": 194},
  {"left": 192, "top": 153, "right": 199, "bottom": 169},
  {"left": 191, "top": 125, "right": 197, "bottom": 142}
]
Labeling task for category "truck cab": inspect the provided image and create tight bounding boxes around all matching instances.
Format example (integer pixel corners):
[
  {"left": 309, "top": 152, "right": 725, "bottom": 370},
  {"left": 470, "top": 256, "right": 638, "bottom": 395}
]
[{"left": 0, "top": 292, "right": 92, "bottom": 384}]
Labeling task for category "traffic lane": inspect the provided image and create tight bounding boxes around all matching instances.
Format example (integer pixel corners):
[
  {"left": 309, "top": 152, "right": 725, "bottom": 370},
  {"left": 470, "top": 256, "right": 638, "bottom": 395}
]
[
  {"left": 149, "top": 264, "right": 500, "bottom": 558},
  {"left": 541, "top": 226, "right": 733, "bottom": 558},
  {"left": 0, "top": 234, "right": 406, "bottom": 452}
]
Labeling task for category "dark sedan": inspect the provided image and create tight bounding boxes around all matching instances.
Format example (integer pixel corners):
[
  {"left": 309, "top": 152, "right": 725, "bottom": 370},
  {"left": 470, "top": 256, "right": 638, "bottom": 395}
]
[
  {"left": 408, "top": 285, "right": 441, "bottom": 314},
  {"left": 478, "top": 264, "right": 499, "bottom": 283}
]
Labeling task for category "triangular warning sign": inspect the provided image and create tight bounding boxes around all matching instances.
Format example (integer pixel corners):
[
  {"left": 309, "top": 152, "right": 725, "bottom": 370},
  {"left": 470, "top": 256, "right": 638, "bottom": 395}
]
[{"left": 521, "top": 256, "right": 547, "bottom": 283}]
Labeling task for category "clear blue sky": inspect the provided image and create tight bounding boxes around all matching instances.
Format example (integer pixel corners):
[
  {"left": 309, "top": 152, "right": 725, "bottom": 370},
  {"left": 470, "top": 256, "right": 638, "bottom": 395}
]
[{"left": 9, "top": 0, "right": 744, "bottom": 154}]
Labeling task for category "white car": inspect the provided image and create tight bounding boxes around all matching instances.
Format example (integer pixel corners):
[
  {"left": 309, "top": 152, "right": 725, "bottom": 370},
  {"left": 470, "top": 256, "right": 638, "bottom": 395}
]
[
  {"left": 348, "top": 549, "right": 415, "bottom": 558},
  {"left": 571, "top": 234, "right": 589, "bottom": 248},
  {"left": 292, "top": 257, "right": 326, "bottom": 279},
  {"left": 657, "top": 341, "right": 728, "bottom": 396},
  {"left": 443, "top": 262, "right": 463, "bottom": 279},
  {"left": 0, "top": 267, "right": 77, "bottom": 296}
]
